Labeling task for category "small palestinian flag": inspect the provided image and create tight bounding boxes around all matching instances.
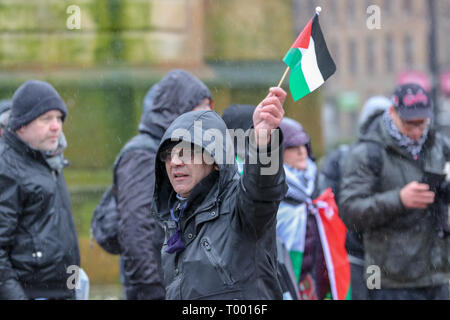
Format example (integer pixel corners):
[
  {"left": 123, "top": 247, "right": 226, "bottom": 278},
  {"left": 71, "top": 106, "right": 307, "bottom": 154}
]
[{"left": 283, "top": 13, "right": 336, "bottom": 101}]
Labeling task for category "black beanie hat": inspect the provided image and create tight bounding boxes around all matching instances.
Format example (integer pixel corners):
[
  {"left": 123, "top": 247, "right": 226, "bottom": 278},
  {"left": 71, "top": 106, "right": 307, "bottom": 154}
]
[{"left": 9, "top": 80, "right": 68, "bottom": 131}]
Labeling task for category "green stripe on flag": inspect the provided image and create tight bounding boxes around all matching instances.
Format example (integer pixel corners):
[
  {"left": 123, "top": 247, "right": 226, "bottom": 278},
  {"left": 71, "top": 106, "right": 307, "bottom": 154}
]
[
  {"left": 289, "top": 68, "right": 310, "bottom": 101},
  {"left": 289, "top": 250, "right": 303, "bottom": 283},
  {"left": 283, "top": 48, "right": 311, "bottom": 100},
  {"left": 345, "top": 285, "right": 352, "bottom": 300},
  {"left": 283, "top": 48, "right": 302, "bottom": 69}
]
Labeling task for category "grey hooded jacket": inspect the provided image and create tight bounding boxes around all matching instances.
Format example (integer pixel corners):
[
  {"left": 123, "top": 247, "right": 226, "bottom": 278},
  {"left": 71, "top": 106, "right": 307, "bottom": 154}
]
[
  {"left": 116, "top": 69, "right": 212, "bottom": 299},
  {"left": 340, "top": 114, "right": 450, "bottom": 288},
  {"left": 153, "top": 110, "right": 287, "bottom": 300}
]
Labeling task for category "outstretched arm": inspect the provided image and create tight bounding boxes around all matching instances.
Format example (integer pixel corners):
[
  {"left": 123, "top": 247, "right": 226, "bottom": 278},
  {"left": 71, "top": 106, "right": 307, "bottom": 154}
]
[
  {"left": 253, "top": 87, "right": 286, "bottom": 146},
  {"left": 236, "top": 87, "right": 288, "bottom": 237}
]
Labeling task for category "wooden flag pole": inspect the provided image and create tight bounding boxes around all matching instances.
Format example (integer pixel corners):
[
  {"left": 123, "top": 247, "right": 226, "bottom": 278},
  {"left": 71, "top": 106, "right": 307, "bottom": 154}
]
[{"left": 277, "top": 67, "right": 290, "bottom": 88}]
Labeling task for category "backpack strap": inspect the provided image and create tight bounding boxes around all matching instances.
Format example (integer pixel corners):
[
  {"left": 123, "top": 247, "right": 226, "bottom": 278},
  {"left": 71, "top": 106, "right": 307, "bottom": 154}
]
[
  {"left": 111, "top": 133, "right": 160, "bottom": 195},
  {"left": 365, "top": 141, "right": 383, "bottom": 178}
]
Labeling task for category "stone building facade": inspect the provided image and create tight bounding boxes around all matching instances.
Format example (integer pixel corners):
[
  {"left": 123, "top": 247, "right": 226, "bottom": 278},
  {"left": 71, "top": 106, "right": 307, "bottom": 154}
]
[{"left": 293, "top": 0, "right": 450, "bottom": 146}]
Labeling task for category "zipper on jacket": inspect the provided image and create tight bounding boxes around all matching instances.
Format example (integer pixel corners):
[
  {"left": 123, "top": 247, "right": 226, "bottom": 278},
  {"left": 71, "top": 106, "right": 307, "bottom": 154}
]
[{"left": 201, "top": 238, "right": 235, "bottom": 286}]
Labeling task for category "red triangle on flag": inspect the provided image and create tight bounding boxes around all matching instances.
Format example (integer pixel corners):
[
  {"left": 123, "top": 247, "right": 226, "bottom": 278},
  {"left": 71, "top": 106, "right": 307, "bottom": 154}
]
[{"left": 291, "top": 18, "right": 313, "bottom": 49}]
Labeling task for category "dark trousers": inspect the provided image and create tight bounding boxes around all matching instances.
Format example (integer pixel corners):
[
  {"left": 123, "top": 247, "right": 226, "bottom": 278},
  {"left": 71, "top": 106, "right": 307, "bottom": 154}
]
[
  {"left": 350, "top": 263, "right": 368, "bottom": 300},
  {"left": 368, "top": 283, "right": 450, "bottom": 300}
]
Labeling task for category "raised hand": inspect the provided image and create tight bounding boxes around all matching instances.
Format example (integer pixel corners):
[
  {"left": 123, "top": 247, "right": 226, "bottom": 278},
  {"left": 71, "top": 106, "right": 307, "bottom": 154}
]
[{"left": 253, "top": 87, "right": 286, "bottom": 146}]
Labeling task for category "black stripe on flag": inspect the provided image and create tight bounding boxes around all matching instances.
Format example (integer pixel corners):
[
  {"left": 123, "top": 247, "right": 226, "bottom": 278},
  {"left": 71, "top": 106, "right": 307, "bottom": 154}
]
[{"left": 311, "top": 15, "right": 336, "bottom": 81}]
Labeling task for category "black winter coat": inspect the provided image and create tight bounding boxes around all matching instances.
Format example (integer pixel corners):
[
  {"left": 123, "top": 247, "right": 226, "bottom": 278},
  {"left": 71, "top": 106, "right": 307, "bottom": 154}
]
[
  {"left": 0, "top": 130, "right": 80, "bottom": 300},
  {"left": 153, "top": 110, "right": 288, "bottom": 300}
]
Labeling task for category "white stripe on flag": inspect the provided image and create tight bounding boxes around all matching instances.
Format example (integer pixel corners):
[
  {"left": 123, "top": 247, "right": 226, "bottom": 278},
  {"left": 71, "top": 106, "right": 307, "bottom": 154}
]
[
  {"left": 300, "top": 37, "right": 325, "bottom": 93},
  {"left": 276, "top": 203, "right": 307, "bottom": 252}
]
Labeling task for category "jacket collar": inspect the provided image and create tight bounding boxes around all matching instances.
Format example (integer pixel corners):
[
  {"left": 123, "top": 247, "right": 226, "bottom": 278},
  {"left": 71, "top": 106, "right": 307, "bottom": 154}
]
[
  {"left": 381, "top": 120, "right": 437, "bottom": 162},
  {"left": 168, "top": 170, "right": 220, "bottom": 221},
  {"left": 4, "top": 129, "right": 49, "bottom": 165},
  {"left": 360, "top": 114, "right": 436, "bottom": 162}
]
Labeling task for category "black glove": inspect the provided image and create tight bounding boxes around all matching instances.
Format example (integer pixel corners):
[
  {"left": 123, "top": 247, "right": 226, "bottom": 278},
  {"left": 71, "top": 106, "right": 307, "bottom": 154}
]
[{"left": 0, "top": 278, "right": 28, "bottom": 300}]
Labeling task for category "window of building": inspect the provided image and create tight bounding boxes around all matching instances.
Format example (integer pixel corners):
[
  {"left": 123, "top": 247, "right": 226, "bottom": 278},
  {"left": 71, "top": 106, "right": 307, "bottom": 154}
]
[
  {"left": 385, "top": 35, "right": 394, "bottom": 72},
  {"left": 384, "top": 0, "right": 393, "bottom": 15},
  {"left": 367, "top": 37, "right": 376, "bottom": 75},
  {"left": 403, "top": 0, "right": 413, "bottom": 13},
  {"left": 307, "top": 0, "right": 316, "bottom": 16},
  {"left": 347, "top": 0, "right": 356, "bottom": 20},
  {"left": 349, "top": 39, "right": 358, "bottom": 75},
  {"left": 404, "top": 34, "right": 414, "bottom": 67},
  {"left": 329, "top": 1, "right": 339, "bottom": 23},
  {"left": 331, "top": 41, "right": 339, "bottom": 70}
]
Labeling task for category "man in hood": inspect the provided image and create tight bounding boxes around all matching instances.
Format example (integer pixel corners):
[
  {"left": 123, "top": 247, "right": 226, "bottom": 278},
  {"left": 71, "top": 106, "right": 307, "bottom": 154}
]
[
  {"left": 115, "top": 69, "right": 213, "bottom": 300},
  {"left": 340, "top": 83, "right": 450, "bottom": 299},
  {"left": 153, "top": 87, "right": 288, "bottom": 299}
]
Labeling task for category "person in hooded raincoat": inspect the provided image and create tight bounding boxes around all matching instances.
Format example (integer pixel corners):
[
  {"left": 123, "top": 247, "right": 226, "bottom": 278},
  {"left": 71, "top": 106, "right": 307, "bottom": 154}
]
[
  {"left": 152, "top": 87, "right": 288, "bottom": 299},
  {"left": 115, "top": 69, "right": 213, "bottom": 300}
]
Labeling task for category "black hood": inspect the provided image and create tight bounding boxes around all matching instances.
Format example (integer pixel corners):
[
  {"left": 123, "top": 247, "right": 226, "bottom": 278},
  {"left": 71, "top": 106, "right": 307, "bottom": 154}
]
[
  {"left": 138, "top": 69, "right": 212, "bottom": 139},
  {"left": 153, "top": 110, "right": 238, "bottom": 218}
]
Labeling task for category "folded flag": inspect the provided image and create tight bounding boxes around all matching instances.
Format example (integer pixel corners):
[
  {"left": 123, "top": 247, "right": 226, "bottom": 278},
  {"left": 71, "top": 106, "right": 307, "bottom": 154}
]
[
  {"left": 313, "top": 188, "right": 351, "bottom": 300},
  {"left": 276, "top": 181, "right": 351, "bottom": 299},
  {"left": 283, "top": 13, "right": 336, "bottom": 101}
]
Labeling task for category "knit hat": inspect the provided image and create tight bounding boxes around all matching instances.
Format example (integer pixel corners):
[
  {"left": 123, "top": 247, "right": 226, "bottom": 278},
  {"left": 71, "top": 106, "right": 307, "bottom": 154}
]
[
  {"left": 392, "top": 83, "right": 432, "bottom": 120},
  {"left": 9, "top": 80, "right": 68, "bottom": 131},
  {"left": 279, "top": 117, "right": 315, "bottom": 160}
]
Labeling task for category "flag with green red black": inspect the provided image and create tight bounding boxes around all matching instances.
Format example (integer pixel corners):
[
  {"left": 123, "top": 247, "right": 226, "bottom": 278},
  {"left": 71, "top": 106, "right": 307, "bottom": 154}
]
[{"left": 282, "top": 10, "right": 336, "bottom": 101}]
